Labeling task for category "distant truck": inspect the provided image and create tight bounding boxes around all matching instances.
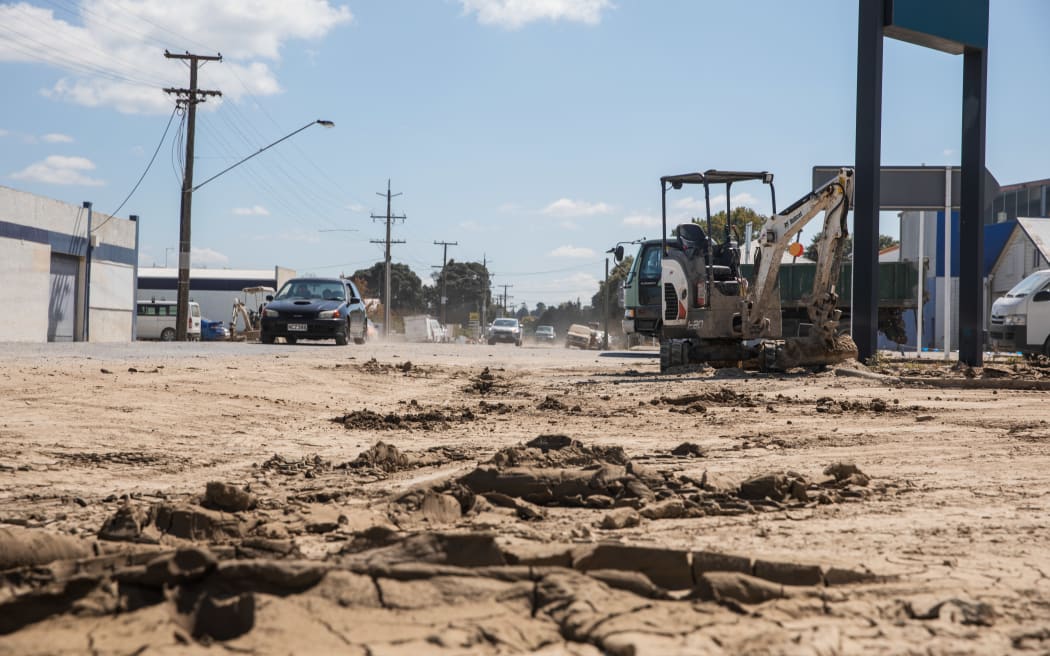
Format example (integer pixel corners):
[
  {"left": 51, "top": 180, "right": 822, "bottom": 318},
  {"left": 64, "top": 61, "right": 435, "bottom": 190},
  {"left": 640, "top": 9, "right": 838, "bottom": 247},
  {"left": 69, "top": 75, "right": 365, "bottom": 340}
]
[
  {"left": 620, "top": 239, "right": 919, "bottom": 344},
  {"left": 404, "top": 315, "right": 445, "bottom": 342}
]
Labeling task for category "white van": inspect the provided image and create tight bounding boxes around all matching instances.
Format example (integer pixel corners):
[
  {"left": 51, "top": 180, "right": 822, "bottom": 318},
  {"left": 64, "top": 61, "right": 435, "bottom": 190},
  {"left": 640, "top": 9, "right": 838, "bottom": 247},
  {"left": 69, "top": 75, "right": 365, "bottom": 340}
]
[
  {"left": 136, "top": 300, "right": 202, "bottom": 341},
  {"left": 989, "top": 269, "right": 1050, "bottom": 357}
]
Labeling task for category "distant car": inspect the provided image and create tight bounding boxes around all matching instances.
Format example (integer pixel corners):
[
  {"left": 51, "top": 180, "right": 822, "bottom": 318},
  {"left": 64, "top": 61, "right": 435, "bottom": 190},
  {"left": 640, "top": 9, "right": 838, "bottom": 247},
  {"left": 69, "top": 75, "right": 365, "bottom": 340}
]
[
  {"left": 488, "top": 318, "right": 522, "bottom": 346},
  {"left": 535, "top": 325, "right": 556, "bottom": 343},
  {"left": 260, "top": 277, "right": 368, "bottom": 345}
]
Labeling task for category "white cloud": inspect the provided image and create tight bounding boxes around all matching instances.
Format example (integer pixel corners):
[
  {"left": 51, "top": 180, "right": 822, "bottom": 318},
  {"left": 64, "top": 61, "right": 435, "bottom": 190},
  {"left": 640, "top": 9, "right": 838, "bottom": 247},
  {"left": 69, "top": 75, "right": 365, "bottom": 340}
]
[
  {"left": 191, "top": 246, "right": 229, "bottom": 266},
  {"left": 460, "top": 0, "right": 613, "bottom": 29},
  {"left": 0, "top": 128, "right": 10, "bottom": 137},
  {"left": 622, "top": 213, "right": 660, "bottom": 228},
  {"left": 674, "top": 192, "right": 760, "bottom": 212},
  {"left": 0, "top": 1, "right": 352, "bottom": 114},
  {"left": 233, "top": 204, "right": 270, "bottom": 216},
  {"left": 345, "top": 202, "right": 367, "bottom": 213},
  {"left": 10, "top": 155, "right": 104, "bottom": 186},
  {"left": 497, "top": 202, "right": 521, "bottom": 213},
  {"left": 943, "top": 148, "right": 956, "bottom": 157},
  {"left": 549, "top": 245, "right": 595, "bottom": 258},
  {"left": 41, "top": 133, "right": 73, "bottom": 143},
  {"left": 542, "top": 198, "right": 614, "bottom": 217}
]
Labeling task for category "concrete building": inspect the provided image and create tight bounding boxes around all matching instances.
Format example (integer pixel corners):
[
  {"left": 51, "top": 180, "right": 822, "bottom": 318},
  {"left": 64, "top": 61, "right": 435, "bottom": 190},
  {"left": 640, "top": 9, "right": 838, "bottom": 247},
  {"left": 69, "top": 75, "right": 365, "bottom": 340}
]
[
  {"left": 0, "top": 186, "right": 137, "bottom": 342},
  {"left": 137, "top": 266, "right": 296, "bottom": 327}
]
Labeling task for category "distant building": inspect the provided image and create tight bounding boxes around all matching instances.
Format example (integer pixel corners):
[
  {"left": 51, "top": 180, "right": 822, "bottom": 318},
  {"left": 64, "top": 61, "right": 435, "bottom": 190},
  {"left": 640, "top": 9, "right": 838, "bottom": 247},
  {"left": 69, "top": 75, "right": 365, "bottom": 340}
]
[
  {"left": 0, "top": 186, "right": 137, "bottom": 342},
  {"left": 895, "top": 175, "right": 1050, "bottom": 351},
  {"left": 137, "top": 266, "right": 296, "bottom": 326}
]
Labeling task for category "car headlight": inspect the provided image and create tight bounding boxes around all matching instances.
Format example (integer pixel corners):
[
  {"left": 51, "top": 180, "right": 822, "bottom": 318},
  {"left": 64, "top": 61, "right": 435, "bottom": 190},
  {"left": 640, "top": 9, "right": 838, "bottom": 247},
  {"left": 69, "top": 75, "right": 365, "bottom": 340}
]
[
  {"left": 1003, "top": 314, "right": 1026, "bottom": 326},
  {"left": 264, "top": 308, "right": 279, "bottom": 318},
  {"left": 319, "top": 309, "right": 341, "bottom": 319}
]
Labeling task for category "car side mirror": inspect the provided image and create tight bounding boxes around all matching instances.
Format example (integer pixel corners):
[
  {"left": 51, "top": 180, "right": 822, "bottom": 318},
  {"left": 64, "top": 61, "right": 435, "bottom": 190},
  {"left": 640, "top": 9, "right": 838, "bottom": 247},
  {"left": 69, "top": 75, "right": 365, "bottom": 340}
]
[
  {"left": 1034, "top": 290, "right": 1050, "bottom": 302},
  {"left": 265, "top": 295, "right": 273, "bottom": 302},
  {"left": 614, "top": 245, "right": 624, "bottom": 262}
]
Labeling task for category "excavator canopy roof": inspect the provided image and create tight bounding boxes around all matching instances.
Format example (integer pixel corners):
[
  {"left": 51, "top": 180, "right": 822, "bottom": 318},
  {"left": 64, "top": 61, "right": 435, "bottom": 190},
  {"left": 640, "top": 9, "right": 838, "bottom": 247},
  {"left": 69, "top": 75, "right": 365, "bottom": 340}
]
[{"left": 661, "top": 170, "right": 773, "bottom": 188}]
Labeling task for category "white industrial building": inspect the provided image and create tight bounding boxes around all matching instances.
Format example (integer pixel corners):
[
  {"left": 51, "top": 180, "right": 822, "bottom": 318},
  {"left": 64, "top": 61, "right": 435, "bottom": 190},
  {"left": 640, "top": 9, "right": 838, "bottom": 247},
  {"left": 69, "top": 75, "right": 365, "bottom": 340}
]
[
  {"left": 137, "top": 266, "right": 296, "bottom": 326},
  {"left": 0, "top": 186, "right": 137, "bottom": 342}
]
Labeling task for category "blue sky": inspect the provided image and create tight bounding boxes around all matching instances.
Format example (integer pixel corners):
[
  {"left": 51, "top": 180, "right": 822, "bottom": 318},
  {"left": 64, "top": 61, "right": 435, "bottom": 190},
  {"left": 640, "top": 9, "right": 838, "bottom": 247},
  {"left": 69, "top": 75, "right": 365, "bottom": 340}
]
[{"left": 1, "top": 0, "right": 1048, "bottom": 309}]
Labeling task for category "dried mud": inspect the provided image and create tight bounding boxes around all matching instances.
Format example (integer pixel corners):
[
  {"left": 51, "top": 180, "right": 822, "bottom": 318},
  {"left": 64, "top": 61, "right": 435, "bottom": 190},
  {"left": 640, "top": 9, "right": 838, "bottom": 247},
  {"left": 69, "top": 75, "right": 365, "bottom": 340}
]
[{"left": 0, "top": 344, "right": 1048, "bottom": 654}]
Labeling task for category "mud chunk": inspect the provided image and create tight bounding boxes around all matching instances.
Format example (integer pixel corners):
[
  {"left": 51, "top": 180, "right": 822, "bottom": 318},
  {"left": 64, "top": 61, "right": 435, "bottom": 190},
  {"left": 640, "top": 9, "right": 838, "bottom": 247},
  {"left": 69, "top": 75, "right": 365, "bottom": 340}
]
[
  {"left": 0, "top": 526, "right": 92, "bottom": 569},
  {"left": 753, "top": 559, "right": 824, "bottom": 586},
  {"left": 600, "top": 507, "right": 641, "bottom": 530},
  {"left": 738, "top": 473, "right": 790, "bottom": 501},
  {"left": 692, "top": 550, "right": 752, "bottom": 576},
  {"left": 421, "top": 492, "right": 463, "bottom": 525},
  {"left": 639, "top": 498, "right": 688, "bottom": 520},
  {"left": 823, "top": 462, "right": 871, "bottom": 486},
  {"left": 120, "top": 547, "right": 217, "bottom": 587},
  {"left": 694, "top": 571, "right": 789, "bottom": 604},
  {"left": 348, "top": 441, "right": 411, "bottom": 472},
  {"left": 203, "top": 482, "right": 255, "bottom": 512},
  {"left": 699, "top": 470, "right": 739, "bottom": 496},
  {"left": 154, "top": 504, "right": 244, "bottom": 541},
  {"left": 905, "top": 597, "right": 996, "bottom": 626},
  {"left": 98, "top": 504, "right": 157, "bottom": 543},
  {"left": 192, "top": 592, "right": 255, "bottom": 641},
  {"left": 481, "top": 492, "right": 546, "bottom": 520},
  {"left": 824, "top": 566, "right": 878, "bottom": 585},
  {"left": 587, "top": 569, "right": 669, "bottom": 599},
  {"left": 573, "top": 544, "right": 692, "bottom": 590},
  {"left": 537, "top": 396, "right": 567, "bottom": 411},
  {"left": 0, "top": 576, "right": 103, "bottom": 635},
  {"left": 670, "top": 442, "right": 705, "bottom": 458}
]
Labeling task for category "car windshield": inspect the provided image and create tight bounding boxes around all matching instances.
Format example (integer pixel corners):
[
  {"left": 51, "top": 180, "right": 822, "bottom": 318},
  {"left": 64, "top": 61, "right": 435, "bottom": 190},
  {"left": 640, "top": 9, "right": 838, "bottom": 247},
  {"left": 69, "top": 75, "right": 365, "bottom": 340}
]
[
  {"left": 493, "top": 319, "right": 517, "bottom": 327},
  {"left": 1006, "top": 271, "right": 1050, "bottom": 298},
  {"left": 536, "top": 326, "right": 553, "bottom": 334},
  {"left": 275, "top": 280, "right": 345, "bottom": 301}
]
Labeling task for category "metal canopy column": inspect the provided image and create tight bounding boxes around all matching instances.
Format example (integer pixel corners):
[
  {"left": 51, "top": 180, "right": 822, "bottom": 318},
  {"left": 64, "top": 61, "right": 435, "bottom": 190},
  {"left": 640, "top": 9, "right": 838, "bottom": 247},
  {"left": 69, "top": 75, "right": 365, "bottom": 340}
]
[
  {"left": 959, "top": 46, "right": 988, "bottom": 365},
  {"left": 853, "top": 0, "right": 884, "bottom": 362}
]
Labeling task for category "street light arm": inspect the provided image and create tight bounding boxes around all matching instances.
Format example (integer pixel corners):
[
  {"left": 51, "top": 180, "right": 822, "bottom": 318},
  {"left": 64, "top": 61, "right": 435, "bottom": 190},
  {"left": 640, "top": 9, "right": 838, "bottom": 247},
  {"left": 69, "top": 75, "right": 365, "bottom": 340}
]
[{"left": 193, "top": 119, "right": 334, "bottom": 192}]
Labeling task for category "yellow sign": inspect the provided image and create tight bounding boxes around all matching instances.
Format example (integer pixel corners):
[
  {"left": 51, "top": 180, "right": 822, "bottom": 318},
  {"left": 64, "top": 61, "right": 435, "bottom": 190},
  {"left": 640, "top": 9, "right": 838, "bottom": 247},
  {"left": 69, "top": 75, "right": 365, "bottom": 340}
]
[{"left": 469, "top": 312, "right": 480, "bottom": 321}]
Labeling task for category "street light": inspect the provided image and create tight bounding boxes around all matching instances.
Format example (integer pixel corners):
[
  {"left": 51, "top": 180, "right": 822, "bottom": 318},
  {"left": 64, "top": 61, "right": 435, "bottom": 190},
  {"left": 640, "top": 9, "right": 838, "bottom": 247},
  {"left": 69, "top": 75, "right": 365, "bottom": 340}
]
[{"left": 174, "top": 119, "right": 335, "bottom": 340}]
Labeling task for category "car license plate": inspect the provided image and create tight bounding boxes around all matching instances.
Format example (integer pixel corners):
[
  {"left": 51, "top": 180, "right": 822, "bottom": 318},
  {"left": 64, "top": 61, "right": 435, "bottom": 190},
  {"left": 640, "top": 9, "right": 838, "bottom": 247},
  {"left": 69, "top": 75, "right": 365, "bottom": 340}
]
[{"left": 288, "top": 323, "right": 307, "bottom": 332}]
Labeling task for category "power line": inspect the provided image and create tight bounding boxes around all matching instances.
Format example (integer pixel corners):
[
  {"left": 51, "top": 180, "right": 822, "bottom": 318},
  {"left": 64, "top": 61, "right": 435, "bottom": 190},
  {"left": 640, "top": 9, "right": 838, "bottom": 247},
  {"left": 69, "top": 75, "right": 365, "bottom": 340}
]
[{"left": 94, "top": 106, "right": 178, "bottom": 232}]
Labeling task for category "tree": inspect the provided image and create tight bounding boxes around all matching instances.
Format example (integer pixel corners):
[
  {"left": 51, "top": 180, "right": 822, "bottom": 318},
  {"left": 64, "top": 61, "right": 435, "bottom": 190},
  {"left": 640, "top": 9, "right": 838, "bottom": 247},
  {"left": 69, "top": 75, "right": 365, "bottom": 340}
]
[
  {"left": 689, "top": 207, "right": 767, "bottom": 242},
  {"left": 591, "top": 255, "right": 634, "bottom": 324},
  {"left": 427, "top": 260, "right": 492, "bottom": 325},
  {"left": 351, "top": 262, "right": 424, "bottom": 312},
  {"left": 803, "top": 233, "right": 899, "bottom": 262}
]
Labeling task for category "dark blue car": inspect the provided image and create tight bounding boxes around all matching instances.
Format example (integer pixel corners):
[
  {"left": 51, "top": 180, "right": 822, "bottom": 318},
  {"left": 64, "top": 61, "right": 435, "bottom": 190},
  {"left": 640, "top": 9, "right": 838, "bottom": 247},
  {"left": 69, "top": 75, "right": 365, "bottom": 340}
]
[{"left": 260, "top": 277, "right": 368, "bottom": 346}]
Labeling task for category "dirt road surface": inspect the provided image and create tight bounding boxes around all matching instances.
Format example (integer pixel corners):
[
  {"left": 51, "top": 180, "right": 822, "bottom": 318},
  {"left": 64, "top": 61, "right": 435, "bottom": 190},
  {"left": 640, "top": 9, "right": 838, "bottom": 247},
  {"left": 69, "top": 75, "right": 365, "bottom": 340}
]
[{"left": 1, "top": 340, "right": 1048, "bottom": 654}]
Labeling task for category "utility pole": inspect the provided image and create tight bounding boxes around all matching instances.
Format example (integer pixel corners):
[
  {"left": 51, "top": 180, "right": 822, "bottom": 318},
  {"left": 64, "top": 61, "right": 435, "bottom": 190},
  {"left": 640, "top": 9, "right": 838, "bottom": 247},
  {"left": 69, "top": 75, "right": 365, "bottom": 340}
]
[
  {"left": 433, "top": 240, "right": 457, "bottom": 325},
  {"left": 480, "top": 254, "right": 490, "bottom": 330},
  {"left": 371, "top": 179, "right": 405, "bottom": 336},
  {"left": 498, "top": 284, "right": 513, "bottom": 318},
  {"left": 164, "top": 50, "right": 221, "bottom": 341}
]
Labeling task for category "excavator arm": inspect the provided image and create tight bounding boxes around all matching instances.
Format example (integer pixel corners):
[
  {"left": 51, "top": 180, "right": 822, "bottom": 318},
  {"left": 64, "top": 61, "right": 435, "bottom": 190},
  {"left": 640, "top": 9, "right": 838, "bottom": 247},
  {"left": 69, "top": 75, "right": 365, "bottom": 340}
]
[{"left": 745, "top": 167, "right": 854, "bottom": 339}]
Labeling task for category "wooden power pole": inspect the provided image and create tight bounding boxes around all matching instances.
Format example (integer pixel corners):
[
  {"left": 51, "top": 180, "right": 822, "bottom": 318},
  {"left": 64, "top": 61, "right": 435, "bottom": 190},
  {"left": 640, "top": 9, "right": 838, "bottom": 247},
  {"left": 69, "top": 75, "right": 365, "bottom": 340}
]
[{"left": 164, "top": 50, "right": 221, "bottom": 341}]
